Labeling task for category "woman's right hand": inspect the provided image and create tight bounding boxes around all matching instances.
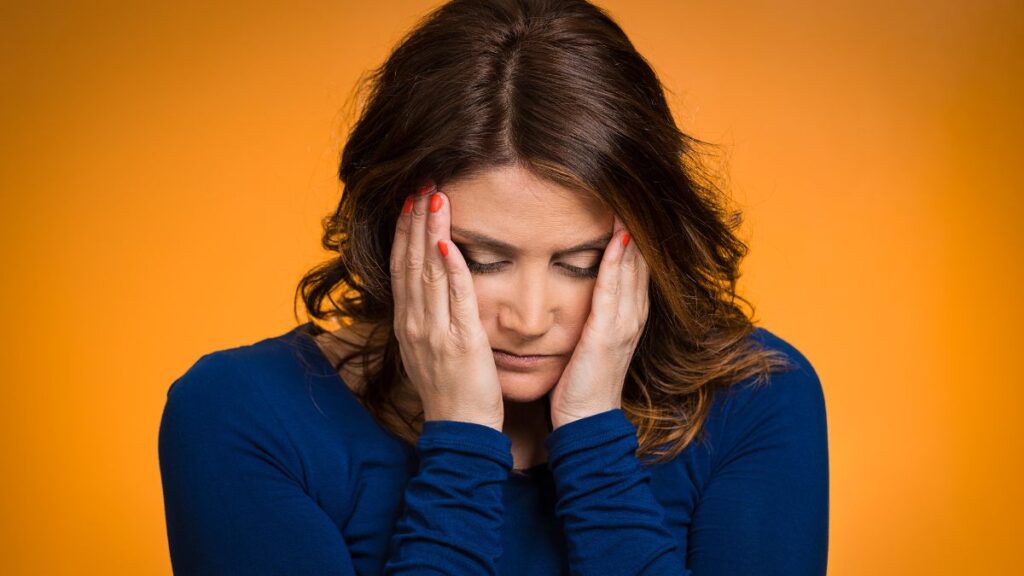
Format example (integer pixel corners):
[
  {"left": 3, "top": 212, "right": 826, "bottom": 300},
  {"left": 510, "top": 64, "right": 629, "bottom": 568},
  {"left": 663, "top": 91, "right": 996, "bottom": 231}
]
[{"left": 390, "top": 182, "right": 505, "bottom": 432}]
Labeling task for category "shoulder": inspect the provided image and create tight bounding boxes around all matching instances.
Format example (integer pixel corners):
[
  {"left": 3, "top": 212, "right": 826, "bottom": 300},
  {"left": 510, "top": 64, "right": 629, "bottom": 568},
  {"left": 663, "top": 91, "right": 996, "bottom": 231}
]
[
  {"left": 159, "top": 344, "right": 275, "bottom": 452},
  {"left": 157, "top": 328, "right": 329, "bottom": 493},
  {"left": 720, "top": 326, "right": 825, "bottom": 416},
  {"left": 158, "top": 327, "right": 324, "bottom": 457},
  {"left": 161, "top": 332, "right": 292, "bottom": 419},
  {"left": 158, "top": 323, "right": 382, "bottom": 460},
  {"left": 162, "top": 322, "right": 337, "bottom": 412},
  {"left": 707, "top": 327, "right": 828, "bottom": 468}
]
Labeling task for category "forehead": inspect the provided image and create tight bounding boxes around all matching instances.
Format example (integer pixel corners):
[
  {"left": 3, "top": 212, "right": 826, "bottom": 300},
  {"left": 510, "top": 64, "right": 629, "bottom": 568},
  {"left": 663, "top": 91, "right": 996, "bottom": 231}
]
[{"left": 442, "top": 165, "right": 612, "bottom": 238}]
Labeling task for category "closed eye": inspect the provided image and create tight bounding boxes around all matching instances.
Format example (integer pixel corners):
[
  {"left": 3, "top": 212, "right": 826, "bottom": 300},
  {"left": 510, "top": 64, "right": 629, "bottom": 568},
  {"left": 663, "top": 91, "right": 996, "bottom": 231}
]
[{"left": 463, "top": 256, "right": 599, "bottom": 279}]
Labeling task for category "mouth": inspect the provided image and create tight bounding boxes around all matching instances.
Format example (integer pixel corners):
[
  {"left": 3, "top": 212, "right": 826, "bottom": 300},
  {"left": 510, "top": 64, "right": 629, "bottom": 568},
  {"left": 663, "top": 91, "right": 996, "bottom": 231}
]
[
  {"left": 492, "top": 348, "right": 553, "bottom": 359},
  {"left": 492, "top": 348, "right": 558, "bottom": 370}
]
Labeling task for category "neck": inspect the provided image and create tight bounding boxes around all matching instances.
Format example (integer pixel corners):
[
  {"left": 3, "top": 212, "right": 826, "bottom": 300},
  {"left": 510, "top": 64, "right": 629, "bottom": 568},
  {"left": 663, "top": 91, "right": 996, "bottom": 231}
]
[{"left": 503, "top": 397, "right": 552, "bottom": 470}]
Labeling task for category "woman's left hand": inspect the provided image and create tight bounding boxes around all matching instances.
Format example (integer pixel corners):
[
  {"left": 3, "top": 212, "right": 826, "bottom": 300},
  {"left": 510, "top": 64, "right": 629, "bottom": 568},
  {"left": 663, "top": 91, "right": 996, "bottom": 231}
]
[{"left": 548, "top": 214, "right": 651, "bottom": 430}]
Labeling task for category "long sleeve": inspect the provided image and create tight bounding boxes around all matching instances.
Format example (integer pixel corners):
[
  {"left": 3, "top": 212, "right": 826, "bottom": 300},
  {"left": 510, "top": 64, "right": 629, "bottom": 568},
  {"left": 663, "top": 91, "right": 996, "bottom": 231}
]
[
  {"left": 384, "top": 420, "right": 513, "bottom": 574},
  {"left": 545, "top": 409, "right": 690, "bottom": 576},
  {"left": 158, "top": 351, "right": 513, "bottom": 575},
  {"left": 158, "top": 353, "right": 358, "bottom": 575},
  {"left": 544, "top": 353, "right": 829, "bottom": 576}
]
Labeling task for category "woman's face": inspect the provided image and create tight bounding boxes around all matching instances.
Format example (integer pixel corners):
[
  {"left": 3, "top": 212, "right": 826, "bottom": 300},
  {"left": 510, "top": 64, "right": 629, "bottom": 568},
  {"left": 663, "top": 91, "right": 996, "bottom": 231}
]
[{"left": 443, "top": 165, "right": 614, "bottom": 403}]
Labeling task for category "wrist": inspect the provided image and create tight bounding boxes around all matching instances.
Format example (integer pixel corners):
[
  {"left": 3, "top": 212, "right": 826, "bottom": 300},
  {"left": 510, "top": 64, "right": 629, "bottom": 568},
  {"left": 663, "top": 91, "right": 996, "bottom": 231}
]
[
  {"left": 551, "top": 403, "right": 621, "bottom": 430},
  {"left": 424, "top": 402, "right": 504, "bottom": 432}
]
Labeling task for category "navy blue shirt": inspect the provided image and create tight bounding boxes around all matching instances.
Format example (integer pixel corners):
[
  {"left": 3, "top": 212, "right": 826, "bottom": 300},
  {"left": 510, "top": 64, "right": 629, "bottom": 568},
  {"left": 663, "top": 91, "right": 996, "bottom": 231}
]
[{"left": 158, "top": 322, "right": 828, "bottom": 575}]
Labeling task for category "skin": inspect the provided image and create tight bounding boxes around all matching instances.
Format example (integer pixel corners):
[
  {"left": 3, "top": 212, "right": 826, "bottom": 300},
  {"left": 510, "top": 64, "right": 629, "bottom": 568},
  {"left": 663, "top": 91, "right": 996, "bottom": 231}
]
[{"left": 334, "top": 164, "right": 651, "bottom": 470}]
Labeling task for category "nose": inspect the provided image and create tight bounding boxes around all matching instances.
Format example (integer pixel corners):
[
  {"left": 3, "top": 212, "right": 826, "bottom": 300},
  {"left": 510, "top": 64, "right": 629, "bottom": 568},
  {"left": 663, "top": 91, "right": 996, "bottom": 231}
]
[{"left": 497, "top": 268, "right": 554, "bottom": 340}]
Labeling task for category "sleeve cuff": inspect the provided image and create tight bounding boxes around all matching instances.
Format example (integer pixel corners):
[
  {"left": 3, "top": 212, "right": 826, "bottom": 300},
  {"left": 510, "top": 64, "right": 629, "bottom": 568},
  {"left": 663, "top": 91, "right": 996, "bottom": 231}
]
[
  {"left": 544, "top": 408, "right": 637, "bottom": 465},
  {"left": 419, "top": 419, "right": 514, "bottom": 468}
]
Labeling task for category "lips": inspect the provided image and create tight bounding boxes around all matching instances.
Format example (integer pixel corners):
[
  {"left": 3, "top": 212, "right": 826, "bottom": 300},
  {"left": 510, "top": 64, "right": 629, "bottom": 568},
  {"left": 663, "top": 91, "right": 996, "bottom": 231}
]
[
  {"left": 492, "top": 348, "right": 552, "bottom": 358},
  {"left": 492, "top": 348, "right": 557, "bottom": 371}
]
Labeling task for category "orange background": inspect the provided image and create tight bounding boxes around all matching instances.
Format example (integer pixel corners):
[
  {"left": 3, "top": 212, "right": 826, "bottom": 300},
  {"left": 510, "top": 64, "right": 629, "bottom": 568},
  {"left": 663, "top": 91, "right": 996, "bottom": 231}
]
[{"left": 2, "top": 1, "right": 1021, "bottom": 574}]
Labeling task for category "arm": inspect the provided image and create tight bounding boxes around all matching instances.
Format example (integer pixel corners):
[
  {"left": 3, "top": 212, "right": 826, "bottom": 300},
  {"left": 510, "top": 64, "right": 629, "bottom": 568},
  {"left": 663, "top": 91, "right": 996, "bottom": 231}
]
[
  {"left": 545, "top": 408, "right": 690, "bottom": 576},
  {"left": 383, "top": 419, "right": 512, "bottom": 575},
  {"left": 545, "top": 363, "right": 828, "bottom": 575},
  {"left": 158, "top": 352, "right": 513, "bottom": 576}
]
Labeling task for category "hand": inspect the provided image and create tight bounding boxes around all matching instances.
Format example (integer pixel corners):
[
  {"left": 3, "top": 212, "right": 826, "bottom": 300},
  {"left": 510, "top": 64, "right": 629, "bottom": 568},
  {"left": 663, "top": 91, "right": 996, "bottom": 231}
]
[
  {"left": 548, "top": 214, "right": 650, "bottom": 430},
  {"left": 390, "top": 182, "right": 505, "bottom": 431}
]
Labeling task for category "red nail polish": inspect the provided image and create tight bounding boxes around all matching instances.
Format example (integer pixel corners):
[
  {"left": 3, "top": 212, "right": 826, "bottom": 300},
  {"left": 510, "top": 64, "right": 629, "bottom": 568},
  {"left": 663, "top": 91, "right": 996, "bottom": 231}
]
[
  {"left": 429, "top": 193, "right": 443, "bottom": 213},
  {"left": 437, "top": 239, "right": 448, "bottom": 257},
  {"left": 402, "top": 195, "right": 413, "bottom": 214},
  {"left": 418, "top": 181, "right": 436, "bottom": 196},
  {"left": 622, "top": 232, "right": 631, "bottom": 247}
]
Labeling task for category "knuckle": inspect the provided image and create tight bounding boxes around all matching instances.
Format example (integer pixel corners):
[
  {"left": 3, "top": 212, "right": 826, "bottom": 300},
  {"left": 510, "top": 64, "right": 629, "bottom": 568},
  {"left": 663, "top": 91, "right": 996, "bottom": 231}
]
[
  {"left": 450, "top": 337, "right": 469, "bottom": 355},
  {"left": 630, "top": 319, "right": 644, "bottom": 335},
  {"left": 448, "top": 317, "right": 479, "bottom": 342},
  {"left": 390, "top": 257, "right": 405, "bottom": 277},
  {"left": 426, "top": 330, "right": 446, "bottom": 351},
  {"left": 449, "top": 315, "right": 471, "bottom": 336},
  {"left": 403, "top": 319, "right": 423, "bottom": 342},
  {"left": 411, "top": 196, "right": 427, "bottom": 216},
  {"left": 448, "top": 320, "right": 467, "bottom": 341},
  {"left": 450, "top": 283, "right": 470, "bottom": 304},
  {"left": 426, "top": 213, "right": 443, "bottom": 235},
  {"left": 422, "top": 263, "right": 447, "bottom": 286}
]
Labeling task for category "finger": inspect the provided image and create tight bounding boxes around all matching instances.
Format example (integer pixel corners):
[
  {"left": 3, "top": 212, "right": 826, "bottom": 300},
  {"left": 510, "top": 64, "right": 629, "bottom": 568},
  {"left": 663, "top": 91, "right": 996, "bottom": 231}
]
[
  {"left": 618, "top": 217, "right": 641, "bottom": 323},
  {"left": 391, "top": 194, "right": 414, "bottom": 328},
  {"left": 436, "top": 220, "right": 483, "bottom": 338},
  {"left": 405, "top": 181, "right": 436, "bottom": 332},
  {"left": 590, "top": 214, "right": 630, "bottom": 331},
  {"left": 637, "top": 239, "right": 651, "bottom": 323},
  {"left": 635, "top": 245, "right": 651, "bottom": 324},
  {"left": 423, "top": 189, "right": 451, "bottom": 329}
]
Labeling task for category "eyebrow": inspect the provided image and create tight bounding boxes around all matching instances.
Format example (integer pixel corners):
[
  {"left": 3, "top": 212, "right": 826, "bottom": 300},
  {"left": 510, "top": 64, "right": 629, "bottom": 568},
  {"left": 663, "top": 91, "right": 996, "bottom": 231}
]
[{"left": 450, "top": 226, "right": 612, "bottom": 258}]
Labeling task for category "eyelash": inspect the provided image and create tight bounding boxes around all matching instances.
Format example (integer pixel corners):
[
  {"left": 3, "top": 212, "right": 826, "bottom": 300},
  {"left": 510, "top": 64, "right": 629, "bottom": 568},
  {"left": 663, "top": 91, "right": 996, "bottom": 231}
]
[{"left": 464, "top": 258, "right": 600, "bottom": 279}]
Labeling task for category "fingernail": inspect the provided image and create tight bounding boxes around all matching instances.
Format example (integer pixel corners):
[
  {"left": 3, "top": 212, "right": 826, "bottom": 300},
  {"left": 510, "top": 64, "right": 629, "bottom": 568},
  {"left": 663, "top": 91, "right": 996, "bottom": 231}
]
[
  {"left": 402, "top": 195, "right": 413, "bottom": 214},
  {"left": 622, "top": 232, "right": 631, "bottom": 247},
  {"left": 437, "top": 239, "right": 449, "bottom": 257},
  {"left": 429, "top": 192, "right": 443, "bottom": 213}
]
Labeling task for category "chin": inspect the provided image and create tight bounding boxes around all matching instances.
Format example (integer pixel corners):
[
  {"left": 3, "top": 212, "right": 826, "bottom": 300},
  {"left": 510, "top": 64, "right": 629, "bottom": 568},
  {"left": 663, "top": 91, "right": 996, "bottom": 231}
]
[{"left": 498, "top": 370, "right": 559, "bottom": 403}]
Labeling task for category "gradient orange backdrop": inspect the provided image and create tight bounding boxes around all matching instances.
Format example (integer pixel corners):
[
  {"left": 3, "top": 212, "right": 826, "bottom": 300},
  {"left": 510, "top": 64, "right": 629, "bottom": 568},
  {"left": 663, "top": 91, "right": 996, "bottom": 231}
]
[{"left": 2, "top": 1, "right": 1021, "bottom": 574}]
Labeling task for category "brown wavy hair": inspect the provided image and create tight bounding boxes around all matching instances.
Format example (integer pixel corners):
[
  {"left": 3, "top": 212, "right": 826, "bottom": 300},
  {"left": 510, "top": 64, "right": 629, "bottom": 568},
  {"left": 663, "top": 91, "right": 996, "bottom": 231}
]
[{"left": 293, "top": 0, "right": 796, "bottom": 464}]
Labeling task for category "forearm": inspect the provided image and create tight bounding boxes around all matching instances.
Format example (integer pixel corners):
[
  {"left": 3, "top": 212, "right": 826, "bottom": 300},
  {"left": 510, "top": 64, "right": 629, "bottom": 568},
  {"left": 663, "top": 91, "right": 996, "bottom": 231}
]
[{"left": 546, "top": 409, "right": 689, "bottom": 575}]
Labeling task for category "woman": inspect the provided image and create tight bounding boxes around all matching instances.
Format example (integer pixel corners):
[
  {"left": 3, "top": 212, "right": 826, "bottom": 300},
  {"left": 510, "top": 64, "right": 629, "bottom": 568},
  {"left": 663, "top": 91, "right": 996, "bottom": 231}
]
[{"left": 158, "top": 0, "right": 829, "bottom": 574}]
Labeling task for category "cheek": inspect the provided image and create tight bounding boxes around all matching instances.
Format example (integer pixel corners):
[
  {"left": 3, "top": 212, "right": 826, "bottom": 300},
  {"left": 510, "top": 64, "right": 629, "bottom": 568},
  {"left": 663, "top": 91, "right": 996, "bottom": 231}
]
[
  {"left": 470, "top": 279, "right": 496, "bottom": 317},
  {"left": 563, "top": 285, "right": 595, "bottom": 333}
]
